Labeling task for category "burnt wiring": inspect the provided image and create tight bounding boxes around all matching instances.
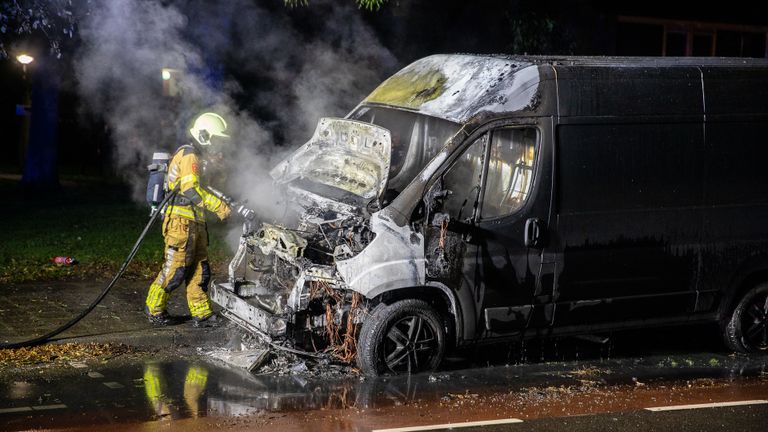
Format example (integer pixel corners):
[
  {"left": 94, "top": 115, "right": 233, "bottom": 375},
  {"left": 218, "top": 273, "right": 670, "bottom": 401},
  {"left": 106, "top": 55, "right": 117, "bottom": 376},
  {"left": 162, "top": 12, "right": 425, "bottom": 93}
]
[
  {"left": 439, "top": 218, "right": 449, "bottom": 250},
  {"left": 309, "top": 280, "right": 363, "bottom": 363}
]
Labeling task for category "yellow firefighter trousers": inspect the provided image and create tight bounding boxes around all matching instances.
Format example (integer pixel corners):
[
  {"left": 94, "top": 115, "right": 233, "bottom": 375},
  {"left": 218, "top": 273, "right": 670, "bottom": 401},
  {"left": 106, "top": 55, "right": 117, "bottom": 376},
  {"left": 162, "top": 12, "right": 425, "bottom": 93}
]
[{"left": 145, "top": 215, "right": 213, "bottom": 319}]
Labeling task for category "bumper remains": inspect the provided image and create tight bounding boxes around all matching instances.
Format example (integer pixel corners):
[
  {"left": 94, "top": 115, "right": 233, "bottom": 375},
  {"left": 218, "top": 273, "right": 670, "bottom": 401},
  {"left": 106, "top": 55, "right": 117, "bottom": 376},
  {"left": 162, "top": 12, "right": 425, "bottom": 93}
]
[{"left": 210, "top": 283, "right": 287, "bottom": 339}]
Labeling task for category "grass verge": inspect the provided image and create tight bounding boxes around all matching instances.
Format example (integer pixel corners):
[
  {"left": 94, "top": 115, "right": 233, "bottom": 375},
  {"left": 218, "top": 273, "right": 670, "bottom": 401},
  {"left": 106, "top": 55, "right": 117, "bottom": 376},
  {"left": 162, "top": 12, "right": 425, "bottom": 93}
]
[{"left": 0, "top": 177, "right": 233, "bottom": 284}]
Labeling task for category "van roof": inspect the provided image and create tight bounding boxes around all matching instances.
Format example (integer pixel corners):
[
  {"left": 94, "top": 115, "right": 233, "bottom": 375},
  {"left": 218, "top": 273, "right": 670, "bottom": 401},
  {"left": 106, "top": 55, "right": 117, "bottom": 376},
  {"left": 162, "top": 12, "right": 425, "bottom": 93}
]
[
  {"left": 474, "top": 54, "right": 768, "bottom": 68},
  {"left": 363, "top": 54, "right": 768, "bottom": 123}
]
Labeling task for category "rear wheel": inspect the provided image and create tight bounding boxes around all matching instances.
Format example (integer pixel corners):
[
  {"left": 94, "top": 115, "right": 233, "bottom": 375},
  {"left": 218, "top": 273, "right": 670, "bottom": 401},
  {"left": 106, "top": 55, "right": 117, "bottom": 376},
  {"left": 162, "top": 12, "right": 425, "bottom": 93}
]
[
  {"left": 723, "top": 283, "right": 768, "bottom": 353},
  {"left": 357, "top": 299, "right": 446, "bottom": 376}
]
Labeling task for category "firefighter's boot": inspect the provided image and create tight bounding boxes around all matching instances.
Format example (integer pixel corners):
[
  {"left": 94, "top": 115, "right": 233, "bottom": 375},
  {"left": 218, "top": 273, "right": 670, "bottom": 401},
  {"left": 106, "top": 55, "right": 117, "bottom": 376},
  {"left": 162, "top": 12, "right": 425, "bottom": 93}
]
[{"left": 145, "top": 283, "right": 174, "bottom": 325}]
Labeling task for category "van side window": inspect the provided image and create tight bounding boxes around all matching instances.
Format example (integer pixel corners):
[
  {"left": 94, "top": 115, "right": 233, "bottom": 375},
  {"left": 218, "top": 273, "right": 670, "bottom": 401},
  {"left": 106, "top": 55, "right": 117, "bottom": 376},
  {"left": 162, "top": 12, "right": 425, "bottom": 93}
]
[
  {"left": 441, "top": 133, "right": 488, "bottom": 222},
  {"left": 481, "top": 128, "right": 537, "bottom": 219}
]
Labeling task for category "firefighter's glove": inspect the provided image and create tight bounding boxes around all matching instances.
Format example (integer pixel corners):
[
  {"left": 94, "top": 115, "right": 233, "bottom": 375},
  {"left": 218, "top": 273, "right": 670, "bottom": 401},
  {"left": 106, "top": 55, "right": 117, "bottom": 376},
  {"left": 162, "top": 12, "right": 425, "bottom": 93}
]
[
  {"left": 215, "top": 203, "right": 232, "bottom": 221},
  {"left": 234, "top": 202, "right": 256, "bottom": 221}
]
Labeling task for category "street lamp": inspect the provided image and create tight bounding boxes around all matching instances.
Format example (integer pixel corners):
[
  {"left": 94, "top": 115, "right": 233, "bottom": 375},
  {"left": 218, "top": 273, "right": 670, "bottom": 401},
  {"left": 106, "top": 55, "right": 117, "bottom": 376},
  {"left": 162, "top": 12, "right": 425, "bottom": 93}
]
[
  {"left": 15, "top": 53, "right": 34, "bottom": 171},
  {"left": 16, "top": 54, "right": 34, "bottom": 64},
  {"left": 16, "top": 53, "right": 34, "bottom": 75},
  {"left": 161, "top": 68, "right": 180, "bottom": 97}
]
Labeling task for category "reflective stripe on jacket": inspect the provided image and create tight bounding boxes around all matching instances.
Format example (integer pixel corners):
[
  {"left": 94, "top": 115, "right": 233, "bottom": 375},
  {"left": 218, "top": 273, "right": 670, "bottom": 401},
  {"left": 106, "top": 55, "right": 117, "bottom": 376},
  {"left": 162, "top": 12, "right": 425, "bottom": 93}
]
[{"left": 164, "top": 145, "right": 226, "bottom": 223}]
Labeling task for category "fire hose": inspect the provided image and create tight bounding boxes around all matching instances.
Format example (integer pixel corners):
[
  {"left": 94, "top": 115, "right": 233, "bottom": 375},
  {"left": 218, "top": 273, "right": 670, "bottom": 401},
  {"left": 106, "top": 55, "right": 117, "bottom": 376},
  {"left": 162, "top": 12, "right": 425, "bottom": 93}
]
[{"left": 0, "top": 189, "right": 180, "bottom": 349}]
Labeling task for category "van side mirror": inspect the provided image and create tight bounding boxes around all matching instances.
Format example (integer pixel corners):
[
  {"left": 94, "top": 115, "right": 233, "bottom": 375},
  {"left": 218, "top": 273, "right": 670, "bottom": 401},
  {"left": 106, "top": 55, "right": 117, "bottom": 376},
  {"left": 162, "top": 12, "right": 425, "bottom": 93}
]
[{"left": 525, "top": 218, "right": 541, "bottom": 248}]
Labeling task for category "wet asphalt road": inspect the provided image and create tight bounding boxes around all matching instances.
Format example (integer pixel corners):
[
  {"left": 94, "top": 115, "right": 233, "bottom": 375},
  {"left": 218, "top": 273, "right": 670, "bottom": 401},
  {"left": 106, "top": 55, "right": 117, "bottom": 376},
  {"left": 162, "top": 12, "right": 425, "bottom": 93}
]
[
  {"left": 1, "top": 325, "right": 767, "bottom": 431},
  {"left": 375, "top": 403, "right": 768, "bottom": 432}
]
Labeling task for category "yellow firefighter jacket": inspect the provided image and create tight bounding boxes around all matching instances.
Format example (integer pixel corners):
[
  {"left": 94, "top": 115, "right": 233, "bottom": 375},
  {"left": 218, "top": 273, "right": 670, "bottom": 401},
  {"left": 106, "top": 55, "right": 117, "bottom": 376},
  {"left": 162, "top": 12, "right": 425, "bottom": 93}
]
[{"left": 165, "top": 145, "right": 230, "bottom": 222}]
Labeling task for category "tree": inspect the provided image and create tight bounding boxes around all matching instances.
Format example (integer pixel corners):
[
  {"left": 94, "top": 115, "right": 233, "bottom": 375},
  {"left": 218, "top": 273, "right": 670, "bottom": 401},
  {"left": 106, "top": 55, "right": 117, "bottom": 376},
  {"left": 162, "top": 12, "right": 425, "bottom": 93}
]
[
  {"left": 0, "top": 0, "right": 79, "bottom": 59},
  {"left": 284, "top": 0, "right": 388, "bottom": 10}
]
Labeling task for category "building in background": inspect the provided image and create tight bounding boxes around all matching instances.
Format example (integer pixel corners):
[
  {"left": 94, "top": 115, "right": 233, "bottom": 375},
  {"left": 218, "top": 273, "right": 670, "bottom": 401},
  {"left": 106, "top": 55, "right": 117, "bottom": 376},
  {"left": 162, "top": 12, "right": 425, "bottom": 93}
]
[{"left": 617, "top": 15, "right": 767, "bottom": 57}]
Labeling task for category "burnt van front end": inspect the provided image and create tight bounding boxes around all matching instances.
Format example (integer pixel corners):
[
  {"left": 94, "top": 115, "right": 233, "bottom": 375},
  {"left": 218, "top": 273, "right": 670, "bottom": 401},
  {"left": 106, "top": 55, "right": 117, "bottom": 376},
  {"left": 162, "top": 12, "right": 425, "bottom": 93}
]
[{"left": 210, "top": 54, "right": 559, "bottom": 375}]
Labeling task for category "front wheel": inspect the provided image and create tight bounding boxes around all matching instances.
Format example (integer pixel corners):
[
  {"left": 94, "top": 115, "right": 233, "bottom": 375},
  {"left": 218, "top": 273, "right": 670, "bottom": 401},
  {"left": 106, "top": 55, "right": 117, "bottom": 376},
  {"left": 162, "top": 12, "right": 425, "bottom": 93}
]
[
  {"left": 723, "top": 283, "right": 768, "bottom": 353},
  {"left": 356, "top": 299, "right": 446, "bottom": 376}
]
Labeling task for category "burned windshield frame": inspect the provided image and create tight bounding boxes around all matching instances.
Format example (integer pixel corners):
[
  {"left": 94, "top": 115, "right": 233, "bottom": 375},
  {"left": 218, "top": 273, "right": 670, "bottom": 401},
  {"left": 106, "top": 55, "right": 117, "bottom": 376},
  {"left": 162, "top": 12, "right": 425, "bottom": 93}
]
[
  {"left": 438, "top": 133, "right": 489, "bottom": 223},
  {"left": 349, "top": 105, "right": 461, "bottom": 195}
]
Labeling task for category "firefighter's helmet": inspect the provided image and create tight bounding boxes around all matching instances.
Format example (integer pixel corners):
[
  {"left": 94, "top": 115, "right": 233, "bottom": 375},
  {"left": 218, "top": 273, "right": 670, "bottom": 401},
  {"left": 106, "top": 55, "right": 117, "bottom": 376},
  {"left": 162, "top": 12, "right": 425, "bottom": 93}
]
[{"left": 189, "top": 112, "right": 229, "bottom": 146}]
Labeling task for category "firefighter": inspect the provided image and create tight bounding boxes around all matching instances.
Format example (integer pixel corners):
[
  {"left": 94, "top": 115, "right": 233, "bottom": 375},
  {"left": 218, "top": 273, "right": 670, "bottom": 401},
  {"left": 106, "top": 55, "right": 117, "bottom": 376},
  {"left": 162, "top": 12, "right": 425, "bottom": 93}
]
[{"left": 145, "top": 112, "right": 232, "bottom": 326}]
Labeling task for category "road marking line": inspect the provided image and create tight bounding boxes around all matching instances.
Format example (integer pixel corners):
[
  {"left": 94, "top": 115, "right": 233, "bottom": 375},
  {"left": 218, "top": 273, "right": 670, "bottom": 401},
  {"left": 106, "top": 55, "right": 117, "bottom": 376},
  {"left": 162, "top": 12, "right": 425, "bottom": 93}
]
[
  {"left": 0, "top": 407, "right": 32, "bottom": 414},
  {"left": 103, "top": 382, "right": 124, "bottom": 389},
  {"left": 646, "top": 400, "right": 768, "bottom": 412},
  {"left": 372, "top": 418, "right": 524, "bottom": 432},
  {"left": 31, "top": 404, "right": 67, "bottom": 411}
]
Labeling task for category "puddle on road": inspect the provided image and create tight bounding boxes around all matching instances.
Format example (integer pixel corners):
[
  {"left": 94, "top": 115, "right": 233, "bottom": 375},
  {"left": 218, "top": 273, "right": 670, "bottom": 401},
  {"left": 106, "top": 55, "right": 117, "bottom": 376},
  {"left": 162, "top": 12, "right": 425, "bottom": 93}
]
[{"left": 1, "top": 326, "right": 767, "bottom": 429}]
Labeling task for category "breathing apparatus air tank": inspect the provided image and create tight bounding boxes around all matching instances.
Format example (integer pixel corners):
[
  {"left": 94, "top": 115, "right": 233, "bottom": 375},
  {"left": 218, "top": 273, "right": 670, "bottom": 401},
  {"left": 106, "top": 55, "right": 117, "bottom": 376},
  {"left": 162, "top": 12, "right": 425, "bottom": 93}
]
[{"left": 146, "top": 152, "right": 170, "bottom": 215}]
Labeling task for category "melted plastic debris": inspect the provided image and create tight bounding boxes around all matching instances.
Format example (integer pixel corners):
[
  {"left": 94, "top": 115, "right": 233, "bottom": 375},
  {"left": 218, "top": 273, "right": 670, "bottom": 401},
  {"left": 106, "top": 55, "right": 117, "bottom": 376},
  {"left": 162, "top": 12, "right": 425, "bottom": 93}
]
[
  {"left": 255, "top": 352, "right": 358, "bottom": 378},
  {"left": 206, "top": 347, "right": 271, "bottom": 371},
  {"left": 202, "top": 330, "right": 359, "bottom": 378}
]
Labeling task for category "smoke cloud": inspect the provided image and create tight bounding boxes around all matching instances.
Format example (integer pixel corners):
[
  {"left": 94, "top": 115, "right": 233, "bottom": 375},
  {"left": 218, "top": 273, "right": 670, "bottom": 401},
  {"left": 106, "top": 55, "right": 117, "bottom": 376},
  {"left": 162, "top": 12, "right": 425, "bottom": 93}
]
[{"left": 73, "top": 0, "right": 398, "bottom": 232}]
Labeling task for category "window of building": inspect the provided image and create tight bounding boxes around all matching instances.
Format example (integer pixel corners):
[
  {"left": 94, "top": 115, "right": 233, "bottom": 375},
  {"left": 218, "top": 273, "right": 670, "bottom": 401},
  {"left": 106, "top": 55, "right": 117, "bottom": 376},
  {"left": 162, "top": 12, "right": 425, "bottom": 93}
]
[
  {"left": 617, "top": 16, "right": 768, "bottom": 58},
  {"left": 715, "top": 30, "right": 766, "bottom": 57},
  {"left": 665, "top": 31, "right": 687, "bottom": 56}
]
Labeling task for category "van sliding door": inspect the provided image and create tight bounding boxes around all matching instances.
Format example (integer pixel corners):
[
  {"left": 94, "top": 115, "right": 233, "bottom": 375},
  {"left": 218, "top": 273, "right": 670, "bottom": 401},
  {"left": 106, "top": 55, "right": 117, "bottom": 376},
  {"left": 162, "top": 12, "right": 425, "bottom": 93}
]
[{"left": 553, "top": 121, "right": 702, "bottom": 329}]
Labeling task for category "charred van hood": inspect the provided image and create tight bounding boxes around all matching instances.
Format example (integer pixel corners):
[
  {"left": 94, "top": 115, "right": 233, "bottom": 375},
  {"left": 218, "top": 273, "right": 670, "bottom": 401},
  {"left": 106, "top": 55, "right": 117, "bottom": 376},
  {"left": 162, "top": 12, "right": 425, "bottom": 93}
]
[{"left": 270, "top": 118, "right": 392, "bottom": 206}]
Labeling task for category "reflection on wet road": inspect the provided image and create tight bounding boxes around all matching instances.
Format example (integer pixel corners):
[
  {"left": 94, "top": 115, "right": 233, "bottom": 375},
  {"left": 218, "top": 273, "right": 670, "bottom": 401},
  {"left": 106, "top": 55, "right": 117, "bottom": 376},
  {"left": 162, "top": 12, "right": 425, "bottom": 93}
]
[{"left": 1, "top": 327, "right": 768, "bottom": 431}]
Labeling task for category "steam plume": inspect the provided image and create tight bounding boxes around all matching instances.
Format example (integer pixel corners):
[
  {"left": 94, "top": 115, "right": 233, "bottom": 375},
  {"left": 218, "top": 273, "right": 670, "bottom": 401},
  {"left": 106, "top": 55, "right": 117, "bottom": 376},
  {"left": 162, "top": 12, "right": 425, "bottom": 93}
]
[{"left": 74, "top": 0, "right": 397, "bottom": 229}]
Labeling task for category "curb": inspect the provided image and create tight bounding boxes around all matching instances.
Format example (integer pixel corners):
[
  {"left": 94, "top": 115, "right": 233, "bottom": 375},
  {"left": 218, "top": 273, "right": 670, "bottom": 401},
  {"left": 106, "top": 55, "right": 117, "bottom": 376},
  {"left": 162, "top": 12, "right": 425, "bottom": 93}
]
[{"left": 40, "top": 324, "right": 233, "bottom": 349}]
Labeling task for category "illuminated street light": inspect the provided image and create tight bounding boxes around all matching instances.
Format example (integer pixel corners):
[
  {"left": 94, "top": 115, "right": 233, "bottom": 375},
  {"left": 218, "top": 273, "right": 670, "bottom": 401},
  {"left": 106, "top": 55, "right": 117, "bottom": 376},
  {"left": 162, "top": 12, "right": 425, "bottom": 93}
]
[
  {"left": 161, "top": 68, "right": 180, "bottom": 97},
  {"left": 16, "top": 54, "right": 35, "bottom": 76},
  {"left": 16, "top": 54, "right": 34, "bottom": 65}
]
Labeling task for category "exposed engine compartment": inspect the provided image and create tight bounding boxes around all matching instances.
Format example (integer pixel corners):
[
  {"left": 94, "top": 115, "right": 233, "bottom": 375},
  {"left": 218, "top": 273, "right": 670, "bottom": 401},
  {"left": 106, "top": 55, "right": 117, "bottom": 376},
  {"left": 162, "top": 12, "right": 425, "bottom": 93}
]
[
  {"left": 215, "top": 204, "right": 375, "bottom": 360},
  {"left": 209, "top": 117, "right": 396, "bottom": 361}
]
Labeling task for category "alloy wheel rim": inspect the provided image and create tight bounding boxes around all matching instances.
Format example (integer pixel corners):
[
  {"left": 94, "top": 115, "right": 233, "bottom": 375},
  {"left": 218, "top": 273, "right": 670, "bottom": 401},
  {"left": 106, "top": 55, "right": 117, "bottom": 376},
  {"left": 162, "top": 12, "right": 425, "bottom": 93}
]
[
  {"left": 741, "top": 292, "right": 768, "bottom": 351},
  {"left": 383, "top": 315, "right": 437, "bottom": 373}
]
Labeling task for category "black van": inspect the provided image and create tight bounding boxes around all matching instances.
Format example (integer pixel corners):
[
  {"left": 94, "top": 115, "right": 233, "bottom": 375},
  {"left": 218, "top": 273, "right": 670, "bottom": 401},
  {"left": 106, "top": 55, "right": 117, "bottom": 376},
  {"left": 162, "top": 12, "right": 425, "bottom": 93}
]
[{"left": 212, "top": 54, "right": 768, "bottom": 376}]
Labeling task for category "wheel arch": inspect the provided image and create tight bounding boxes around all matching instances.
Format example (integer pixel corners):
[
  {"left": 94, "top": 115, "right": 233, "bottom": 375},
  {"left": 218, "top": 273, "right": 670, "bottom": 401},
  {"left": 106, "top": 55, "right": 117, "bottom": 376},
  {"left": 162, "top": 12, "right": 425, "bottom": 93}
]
[
  {"left": 721, "top": 268, "right": 768, "bottom": 319},
  {"left": 368, "top": 284, "right": 461, "bottom": 349}
]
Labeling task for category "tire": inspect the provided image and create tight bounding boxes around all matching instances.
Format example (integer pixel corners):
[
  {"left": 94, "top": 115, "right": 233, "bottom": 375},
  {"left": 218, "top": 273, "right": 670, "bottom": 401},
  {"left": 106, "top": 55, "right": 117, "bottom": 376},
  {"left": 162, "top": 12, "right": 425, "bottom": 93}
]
[
  {"left": 356, "top": 299, "right": 446, "bottom": 376},
  {"left": 723, "top": 283, "right": 768, "bottom": 353}
]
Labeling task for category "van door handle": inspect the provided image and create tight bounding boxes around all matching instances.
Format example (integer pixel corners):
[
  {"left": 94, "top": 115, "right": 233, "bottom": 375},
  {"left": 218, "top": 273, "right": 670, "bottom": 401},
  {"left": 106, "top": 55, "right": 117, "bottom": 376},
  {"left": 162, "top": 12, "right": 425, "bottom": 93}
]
[{"left": 525, "top": 218, "right": 541, "bottom": 248}]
